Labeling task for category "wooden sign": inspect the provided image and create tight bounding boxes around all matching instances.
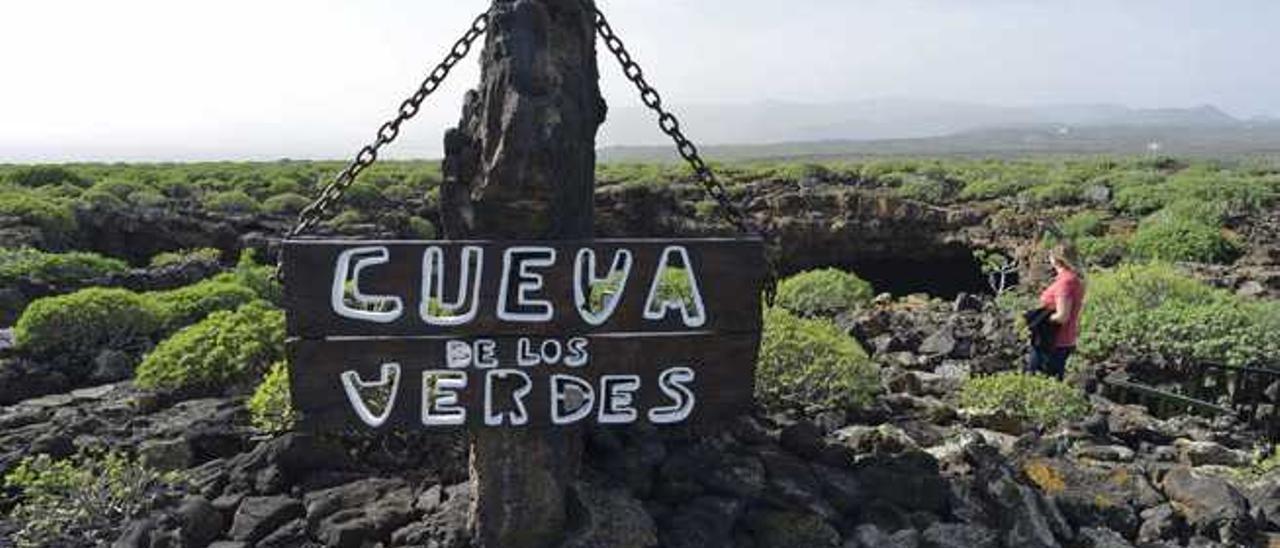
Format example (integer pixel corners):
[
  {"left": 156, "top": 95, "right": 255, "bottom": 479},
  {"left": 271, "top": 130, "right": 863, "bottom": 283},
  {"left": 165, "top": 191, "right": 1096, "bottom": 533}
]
[{"left": 283, "top": 238, "right": 764, "bottom": 429}]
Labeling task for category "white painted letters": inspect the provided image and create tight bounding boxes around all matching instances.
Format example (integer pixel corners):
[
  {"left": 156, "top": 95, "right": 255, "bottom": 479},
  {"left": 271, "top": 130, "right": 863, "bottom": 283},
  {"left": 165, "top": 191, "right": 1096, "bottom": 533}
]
[
  {"left": 422, "top": 371, "right": 467, "bottom": 426},
  {"left": 550, "top": 374, "right": 595, "bottom": 425},
  {"left": 332, "top": 247, "right": 404, "bottom": 323},
  {"left": 643, "top": 246, "right": 707, "bottom": 327},
  {"left": 484, "top": 369, "right": 533, "bottom": 426},
  {"left": 340, "top": 362, "right": 402, "bottom": 427},
  {"left": 649, "top": 367, "right": 696, "bottom": 424},
  {"left": 598, "top": 375, "right": 641, "bottom": 424},
  {"left": 574, "top": 248, "right": 633, "bottom": 325},
  {"left": 497, "top": 247, "right": 556, "bottom": 322},
  {"left": 420, "top": 246, "right": 483, "bottom": 326}
]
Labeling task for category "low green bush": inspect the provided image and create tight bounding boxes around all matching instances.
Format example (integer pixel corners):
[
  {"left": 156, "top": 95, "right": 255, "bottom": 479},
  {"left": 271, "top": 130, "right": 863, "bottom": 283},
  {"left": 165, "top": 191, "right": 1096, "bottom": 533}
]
[
  {"left": 135, "top": 300, "right": 285, "bottom": 391},
  {"left": 262, "top": 192, "right": 310, "bottom": 215},
  {"left": 249, "top": 361, "right": 296, "bottom": 433},
  {"left": 0, "top": 248, "right": 127, "bottom": 285},
  {"left": 1113, "top": 183, "right": 1173, "bottom": 215},
  {"left": 149, "top": 247, "right": 221, "bottom": 269},
  {"left": 212, "top": 249, "right": 282, "bottom": 305},
  {"left": 14, "top": 287, "right": 162, "bottom": 364},
  {"left": 266, "top": 177, "right": 303, "bottom": 196},
  {"left": 775, "top": 268, "right": 874, "bottom": 317},
  {"left": 406, "top": 216, "right": 438, "bottom": 239},
  {"left": 91, "top": 178, "right": 150, "bottom": 199},
  {"left": 149, "top": 279, "right": 258, "bottom": 331},
  {"left": 1155, "top": 199, "right": 1228, "bottom": 225},
  {"left": 127, "top": 189, "right": 167, "bottom": 208},
  {"left": 1080, "top": 262, "right": 1280, "bottom": 367},
  {"left": 1128, "top": 215, "right": 1242, "bottom": 264},
  {"left": 1076, "top": 235, "right": 1130, "bottom": 267},
  {"left": 1060, "top": 211, "right": 1108, "bottom": 239},
  {"left": 757, "top": 307, "right": 879, "bottom": 412},
  {"left": 380, "top": 183, "right": 418, "bottom": 203},
  {"left": 76, "top": 188, "right": 127, "bottom": 212},
  {"left": 1020, "top": 182, "right": 1080, "bottom": 206},
  {"left": 958, "top": 372, "right": 1089, "bottom": 428},
  {"left": 0, "top": 191, "right": 77, "bottom": 241},
  {"left": 893, "top": 175, "right": 957, "bottom": 203},
  {"left": 4, "top": 165, "right": 86, "bottom": 188},
  {"left": 959, "top": 177, "right": 1031, "bottom": 201},
  {"left": 4, "top": 451, "right": 182, "bottom": 547},
  {"left": 202, "top": 190, "right": 259, "bottom": 214}
]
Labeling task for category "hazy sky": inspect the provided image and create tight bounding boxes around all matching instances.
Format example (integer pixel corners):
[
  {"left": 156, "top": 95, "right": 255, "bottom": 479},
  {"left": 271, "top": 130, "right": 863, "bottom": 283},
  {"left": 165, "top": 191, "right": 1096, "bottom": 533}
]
[{"left": 2, "top": 0, "right": 1277, "bottom": 162}]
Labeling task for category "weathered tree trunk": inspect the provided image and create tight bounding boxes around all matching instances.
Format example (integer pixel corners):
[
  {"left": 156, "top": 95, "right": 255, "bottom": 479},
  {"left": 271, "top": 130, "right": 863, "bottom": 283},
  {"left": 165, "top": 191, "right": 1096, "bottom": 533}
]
[{"left": 440, "top": 1, "right": 605, "bottom": 547}]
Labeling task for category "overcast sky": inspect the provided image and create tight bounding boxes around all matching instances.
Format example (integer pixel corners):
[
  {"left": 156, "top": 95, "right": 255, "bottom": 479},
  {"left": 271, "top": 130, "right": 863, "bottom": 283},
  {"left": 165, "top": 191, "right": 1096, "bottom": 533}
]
[{"left": 1, "top": 0, "right": 1276, "bottom": 162}]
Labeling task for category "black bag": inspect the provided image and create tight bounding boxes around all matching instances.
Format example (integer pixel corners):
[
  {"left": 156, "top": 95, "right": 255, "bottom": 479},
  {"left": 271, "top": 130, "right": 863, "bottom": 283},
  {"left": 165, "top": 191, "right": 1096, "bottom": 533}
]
[{"left": 1023, "top": 307, "right": 1057, "bottom": 351}]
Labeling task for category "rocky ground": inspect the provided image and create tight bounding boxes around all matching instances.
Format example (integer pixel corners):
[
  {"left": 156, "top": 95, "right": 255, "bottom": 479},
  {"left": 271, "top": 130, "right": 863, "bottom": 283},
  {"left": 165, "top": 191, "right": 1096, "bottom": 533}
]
[{"left": 1, "top": 292, "right": 1277, "bottom": 548}]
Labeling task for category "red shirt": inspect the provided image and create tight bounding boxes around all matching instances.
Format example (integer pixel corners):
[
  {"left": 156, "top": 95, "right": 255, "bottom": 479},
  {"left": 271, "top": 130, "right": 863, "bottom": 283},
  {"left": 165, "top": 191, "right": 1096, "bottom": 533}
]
[{"left": 1039, "top": 269, "right": 1085, "bottom": 348}]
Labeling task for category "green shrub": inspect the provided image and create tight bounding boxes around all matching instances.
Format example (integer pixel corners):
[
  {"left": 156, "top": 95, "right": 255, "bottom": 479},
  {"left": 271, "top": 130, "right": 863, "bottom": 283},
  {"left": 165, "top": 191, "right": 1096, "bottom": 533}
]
[
  {"left": 262, "top": 192, "right": 310, "bottom": 215},
  {"left": 1152, "top": 199, "right": 1228, "bottom": 225},
  {"left": 135, "top": 300, "right": 285, "bottom": 391},
  {"left": 76, "top": 188, "right": 127, "bottom": 212},
  {"left": 1128, "top": 215, "right": 1242, "bottom": 264},
  {"left": 0, "top": 248, "right": 127, "bottom": 285},
  {"left": 1113, "top": 184, "right": 1173, "bottom": 215},
  {"left": 5, "top": 165, "right": 86, "bottom": 188},
  {"left": 1059, "top": 211, "right": 1108, "bottom": 239},
  {"left": 1076, "top": 235, "right": 1129, "bottom": 267},
  {"left": 14, "top": 287, "right": 162, "bottom": 364},
  {"left": 91, "top": 178, "right": 150, "bottom": 199},
  {"left": 775, "top": 268, "right": 874, "bottom": 317},
  {"left": 1080, "top": 262, "right": 1280, "bottom": 367},
  {"left": 149, "top": 247, "right": 221, "bottom": 268},
  {"left": 266, "top": 177, "right": 303, "bottom": 196},
  {"left": 249, "top": 361, "right": 296, "bottom": 433},
  {"left": 0, "top": 191, "right": 77, "bottom": 241},
  {"left": 328, "top": 209, "right": 366, "bottom": 229},
  {"left": 896, "top": 175, "right": 954, "bottom": 203},
  {"left": 380, "top": 183, "right": 418, "bottom": 203},
  {"left": 959, "top": 372, "right": 1089, "bottom": 428},
  {"left": 406, "top": 216, "right": 438, "bottom": 239},
  {"left": 959, "top": 177, "right": 1031, "bottom": 201},
  {"left": 4, "top": 451, "right": 182, "bottom": 548},
  {"left": 343, "top": 181, "right": 383, "bottom": 209},
  {"left": 757, "top": 307, "right": 879, "bottom": 412},
  {"left": 202, "top": 190, "right": 259, "bottom": 214},
  {"left": 127, "top": 189, "right": 167, "bottom": 208},
  {"left": 1020, "top": 182, "right": 1080, "bottom": 206},
  {"left": 149, "top": 279, "right": 258, "bottom": 332},
  {"left": 212, "top": 249, "right": 282, "bottom": 305}
]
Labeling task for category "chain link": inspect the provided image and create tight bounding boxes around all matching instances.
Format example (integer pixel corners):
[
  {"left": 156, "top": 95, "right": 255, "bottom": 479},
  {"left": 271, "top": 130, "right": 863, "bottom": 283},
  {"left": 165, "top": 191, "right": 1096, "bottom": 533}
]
[
  {"left": 592, "top": 7, "right": 779, "bottom": 301},
  {"left": 285, "top": 11, "right": 490, "bottom": 241}
]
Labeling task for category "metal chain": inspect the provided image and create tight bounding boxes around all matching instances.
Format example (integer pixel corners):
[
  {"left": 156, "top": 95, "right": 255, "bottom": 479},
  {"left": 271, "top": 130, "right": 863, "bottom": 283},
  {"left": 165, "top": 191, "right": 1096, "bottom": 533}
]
[
  {"left": 285, "top": 11, "right": 490, "bottom": 240},
  {"left": 592, "top": 7, "right": 779, "bottom": 301}
]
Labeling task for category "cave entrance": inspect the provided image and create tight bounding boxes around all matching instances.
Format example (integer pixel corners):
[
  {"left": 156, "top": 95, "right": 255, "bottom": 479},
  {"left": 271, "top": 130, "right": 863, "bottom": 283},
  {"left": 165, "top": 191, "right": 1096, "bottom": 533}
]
[{"left": 841, "top": 243, "right": 996, "bottom": 299}]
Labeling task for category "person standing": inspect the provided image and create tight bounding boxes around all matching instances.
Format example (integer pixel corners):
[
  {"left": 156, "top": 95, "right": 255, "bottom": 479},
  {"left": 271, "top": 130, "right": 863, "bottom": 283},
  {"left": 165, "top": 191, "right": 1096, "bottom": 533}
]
[{"left": 1027, "top": 243, "right": 1086, "bottom": 380}]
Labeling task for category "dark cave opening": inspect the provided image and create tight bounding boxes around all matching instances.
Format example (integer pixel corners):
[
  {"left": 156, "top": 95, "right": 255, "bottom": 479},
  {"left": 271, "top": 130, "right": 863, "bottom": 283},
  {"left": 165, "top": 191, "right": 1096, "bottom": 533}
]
[{"left": 840, "top": 243, "right": 1000, "bottom": 300}]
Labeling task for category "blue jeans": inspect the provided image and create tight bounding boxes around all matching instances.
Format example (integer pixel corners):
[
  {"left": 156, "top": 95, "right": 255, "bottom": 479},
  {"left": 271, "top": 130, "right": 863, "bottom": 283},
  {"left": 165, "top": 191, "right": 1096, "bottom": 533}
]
[{"left": 1027, "top": 345, "right": 1073, "bottom": 380}]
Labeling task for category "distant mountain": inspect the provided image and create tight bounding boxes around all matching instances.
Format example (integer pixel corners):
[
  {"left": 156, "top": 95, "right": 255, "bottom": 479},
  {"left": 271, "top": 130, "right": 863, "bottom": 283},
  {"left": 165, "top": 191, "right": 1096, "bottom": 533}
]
[
  {"left": 596, "top": 98, "right": 1280, "bottom": 161},
  {"left": 597, "top": 98, "right": 1248, "bottom": 148},
  {"left": 599, "top": 123, "right": 1280, "bottom": 163}
]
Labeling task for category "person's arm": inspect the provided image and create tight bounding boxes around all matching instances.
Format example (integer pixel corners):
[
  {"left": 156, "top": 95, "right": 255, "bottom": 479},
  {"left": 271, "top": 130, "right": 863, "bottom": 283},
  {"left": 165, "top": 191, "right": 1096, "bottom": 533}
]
[{"left": 1050, "top": 290, "right": 1072, "bottom": 324}]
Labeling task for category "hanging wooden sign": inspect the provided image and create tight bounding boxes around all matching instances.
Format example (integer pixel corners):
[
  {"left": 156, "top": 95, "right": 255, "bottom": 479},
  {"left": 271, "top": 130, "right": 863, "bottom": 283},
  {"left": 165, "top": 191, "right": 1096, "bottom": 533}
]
[{"left": 283, "top": 238, "right": 764, "bottom": 429}]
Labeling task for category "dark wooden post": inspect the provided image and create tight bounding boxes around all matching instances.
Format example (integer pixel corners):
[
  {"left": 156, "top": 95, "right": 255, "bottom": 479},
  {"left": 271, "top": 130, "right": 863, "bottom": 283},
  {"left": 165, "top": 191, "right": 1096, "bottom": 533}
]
[{"left": 440, "top": 1, "right": 605, "bottom": 547}]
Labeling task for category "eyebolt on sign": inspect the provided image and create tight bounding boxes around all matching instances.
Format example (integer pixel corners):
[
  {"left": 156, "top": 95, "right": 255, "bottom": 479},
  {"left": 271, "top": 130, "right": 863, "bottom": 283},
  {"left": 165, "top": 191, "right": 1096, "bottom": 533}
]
[{"left": 282, "top": 238, "right": 764, "bottom": 430}]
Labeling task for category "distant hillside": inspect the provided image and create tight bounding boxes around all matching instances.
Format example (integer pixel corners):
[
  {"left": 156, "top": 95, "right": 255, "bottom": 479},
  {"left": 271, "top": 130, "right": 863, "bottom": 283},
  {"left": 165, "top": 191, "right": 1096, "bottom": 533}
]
[
  {"left": 597, "top": 98, "right": 1249, "bottom": 147},
  {"left": 599, "top": 122, "right": 1280, "bottom": 163},
  {"left": 595, "top": 98, "right": 1280, "bottom": 161}
]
